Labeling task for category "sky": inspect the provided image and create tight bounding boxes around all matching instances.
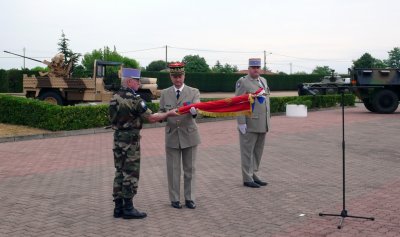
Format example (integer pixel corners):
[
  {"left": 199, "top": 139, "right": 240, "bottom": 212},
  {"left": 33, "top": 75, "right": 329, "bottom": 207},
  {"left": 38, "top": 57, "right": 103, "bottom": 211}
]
[{"left": 1, "top": 0, "right": 399, "bottom": 74}]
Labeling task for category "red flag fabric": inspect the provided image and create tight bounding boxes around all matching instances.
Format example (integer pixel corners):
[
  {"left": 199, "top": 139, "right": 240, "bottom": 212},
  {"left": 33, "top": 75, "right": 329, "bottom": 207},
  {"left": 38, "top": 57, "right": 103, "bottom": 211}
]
[{"left": 177, "top": 88, "right": 263, "bottom": 117}]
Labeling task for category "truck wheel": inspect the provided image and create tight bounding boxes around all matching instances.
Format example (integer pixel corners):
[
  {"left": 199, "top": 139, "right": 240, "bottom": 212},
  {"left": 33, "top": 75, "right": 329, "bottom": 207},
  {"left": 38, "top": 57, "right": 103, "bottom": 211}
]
[
  {"left": 39, "top": 91, "right": 64, "bottom": 105},
  {"left": 362, "top": 99, "right": 376, "bottom": 112},
  {"left": 371, "top": 89, "right": 398, "bottom": 114}
]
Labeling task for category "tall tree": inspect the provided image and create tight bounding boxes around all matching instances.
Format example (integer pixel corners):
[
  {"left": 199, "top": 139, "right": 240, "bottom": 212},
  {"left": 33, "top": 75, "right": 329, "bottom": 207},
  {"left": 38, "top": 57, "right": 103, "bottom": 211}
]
[
  {"left": 211, "top": 61, "right": 238, "bottom": 73},
  {"left": 182, "top": 55, "right": 210, "bottom": 72},
  {"left": 352, "top": 53, "right": 387, "bottom": 69},
  {"left": 81, "top": 46, "right": 139, "bottom": 73},
  {"left": 57, "top": 30, "right": 81, "bottom": 72},
  {"left": 385, "top": 47, "right": 400, "bottom": 68},
  {"left": 81, "top": 46, "right": 139, "bottom": 84},
  {"left": 146, "top": 60, "right": 167, "bottom": 71},
  {"left": 312, "top": 65, "right": 333, "bottom": 75}
]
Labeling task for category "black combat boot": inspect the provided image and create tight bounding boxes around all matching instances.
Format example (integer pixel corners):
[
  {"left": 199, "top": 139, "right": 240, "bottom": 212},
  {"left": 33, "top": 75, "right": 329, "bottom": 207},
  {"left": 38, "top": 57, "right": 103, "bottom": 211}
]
[
  {"left": 113, "top": 198, "right": 124, "bottom": 218},
  {"left": 123, "top": 198, "right": 147, "bottom": 219}
]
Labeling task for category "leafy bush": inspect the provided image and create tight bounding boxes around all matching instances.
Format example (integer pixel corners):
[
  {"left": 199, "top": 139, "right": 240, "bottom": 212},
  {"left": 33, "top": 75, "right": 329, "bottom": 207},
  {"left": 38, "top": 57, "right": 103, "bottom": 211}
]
[{"left": 0, "top": 94, "right": 355, "bottom": 131}]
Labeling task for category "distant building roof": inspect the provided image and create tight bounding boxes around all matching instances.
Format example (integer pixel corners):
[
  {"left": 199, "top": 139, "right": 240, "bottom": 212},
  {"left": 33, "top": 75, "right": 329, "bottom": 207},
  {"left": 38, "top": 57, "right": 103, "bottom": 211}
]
[{"left": 236, "top": 69, "right": 275, "bottom": 75}]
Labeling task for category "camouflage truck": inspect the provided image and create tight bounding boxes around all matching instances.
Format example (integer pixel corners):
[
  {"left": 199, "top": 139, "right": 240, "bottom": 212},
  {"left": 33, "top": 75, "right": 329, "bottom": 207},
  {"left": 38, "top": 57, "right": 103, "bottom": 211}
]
[
  {"left": 298, "top": 70, "right": 351, "bottom": 95},
  {"left": 350, "top": 68, "right": 400, "bottom": 113},
  {"left": 4, "top": 51, "right": 159, "bottom": 105}
]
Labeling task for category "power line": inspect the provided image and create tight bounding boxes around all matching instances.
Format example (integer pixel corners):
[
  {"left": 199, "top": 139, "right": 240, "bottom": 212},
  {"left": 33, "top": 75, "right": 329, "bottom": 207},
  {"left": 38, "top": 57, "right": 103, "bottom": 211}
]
[
  {"left": 270, "top": 52, "right": 352, "bottom": 62},
  {"left": 168, "top": 46, "right": 262, "bottom": 54},
  {"left": 119, "top": 46, "right": 165, "bottom": 53}
]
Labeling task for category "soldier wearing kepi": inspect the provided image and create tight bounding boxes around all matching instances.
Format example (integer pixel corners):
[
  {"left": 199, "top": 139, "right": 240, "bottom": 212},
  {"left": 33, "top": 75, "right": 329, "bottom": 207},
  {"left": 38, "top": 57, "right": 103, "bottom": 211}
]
[
  {"left": 235, "top": 58, "right": 271, "bottom": 188},
  {"left": 159, "top": 62, "right": 201, "bottom": 209},
  {"left": 109, "top": 68, "right": 177, "bottom": 219}
]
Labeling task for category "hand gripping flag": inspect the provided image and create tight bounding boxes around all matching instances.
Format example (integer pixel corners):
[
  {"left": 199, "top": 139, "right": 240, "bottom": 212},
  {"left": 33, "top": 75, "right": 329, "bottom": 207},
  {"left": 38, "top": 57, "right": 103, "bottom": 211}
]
[{"left": 177, "top": 88, "right": 264, "bottom": 117}]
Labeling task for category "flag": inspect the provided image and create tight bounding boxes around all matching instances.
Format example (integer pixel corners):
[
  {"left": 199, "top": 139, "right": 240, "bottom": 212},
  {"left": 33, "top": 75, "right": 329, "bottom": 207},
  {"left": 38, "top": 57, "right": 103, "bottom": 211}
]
[{"left": 177, "top": 88, "right": 263, "bottom": 117}]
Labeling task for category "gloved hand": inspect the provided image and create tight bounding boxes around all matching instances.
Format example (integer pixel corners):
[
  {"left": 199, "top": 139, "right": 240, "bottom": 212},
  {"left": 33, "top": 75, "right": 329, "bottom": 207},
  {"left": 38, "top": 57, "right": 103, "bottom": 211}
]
[
  {"left": 238, "top": 124, "right": 247, "bottom": 134},
  {"left": 189, "top": 107, "right": 197, "bottom": 115}
]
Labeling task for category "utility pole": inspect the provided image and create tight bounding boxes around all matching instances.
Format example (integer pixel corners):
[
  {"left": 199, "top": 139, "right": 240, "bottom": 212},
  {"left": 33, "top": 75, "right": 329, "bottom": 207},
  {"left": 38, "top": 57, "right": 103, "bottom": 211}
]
[
  {"left": 263, "top": 50, "right": 267, "bottom": 71},
  {"left": 165, "top": 45, "right": 168, "bottom": 64},
  {"left": 290, "top": 62, "right": 293, "bottom": 75},
  {"left": 23, "top": 47, "right": 26, "bottom": 69}
]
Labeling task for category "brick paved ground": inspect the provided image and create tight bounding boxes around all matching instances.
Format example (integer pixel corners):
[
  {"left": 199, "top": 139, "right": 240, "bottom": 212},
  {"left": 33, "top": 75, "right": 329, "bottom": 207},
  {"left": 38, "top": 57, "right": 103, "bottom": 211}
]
[{"left": 0, "top": 105, "right": 399, "bottom": 237}]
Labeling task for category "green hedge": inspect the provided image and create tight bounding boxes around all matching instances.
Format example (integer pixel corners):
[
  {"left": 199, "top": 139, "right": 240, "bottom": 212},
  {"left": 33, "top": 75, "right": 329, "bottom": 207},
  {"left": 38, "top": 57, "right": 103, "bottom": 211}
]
[
  {"left": 0, "top": 94, "right": 355, "bottom": 131},
  {"left": 142, "top": 72, "right": 322, "bottom": 92},
  {"left": 0, "top": 69, "right": 331, "bottom": 93}
]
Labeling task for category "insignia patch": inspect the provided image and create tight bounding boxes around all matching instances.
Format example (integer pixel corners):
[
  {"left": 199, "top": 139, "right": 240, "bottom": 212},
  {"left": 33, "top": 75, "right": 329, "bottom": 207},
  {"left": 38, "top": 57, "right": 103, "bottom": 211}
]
[
  {"left": 236, "top": 81, "right": 241, "bottom": 88},
  {"left": 140, "top": 101, "right": 147, "bottom": 110}
]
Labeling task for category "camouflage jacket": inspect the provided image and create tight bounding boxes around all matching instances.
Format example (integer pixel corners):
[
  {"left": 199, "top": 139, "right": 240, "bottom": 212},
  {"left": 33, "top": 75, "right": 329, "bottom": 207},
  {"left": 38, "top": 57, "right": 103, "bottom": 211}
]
[{"left": 109, "top": 87, "right": 152, "bottom": 130}]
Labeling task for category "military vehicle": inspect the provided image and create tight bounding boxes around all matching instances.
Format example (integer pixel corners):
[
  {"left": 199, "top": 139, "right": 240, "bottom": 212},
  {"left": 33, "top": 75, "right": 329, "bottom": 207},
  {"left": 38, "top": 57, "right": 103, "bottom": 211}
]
[
  {"left": 350, "top": 68, "right": 400, "bottom": 113},
  {"left": 4, "top": 51, "right": 159, "bottom": 105},
  {"left": 298, "top": 70, "right": 351, "bottom": 96}
]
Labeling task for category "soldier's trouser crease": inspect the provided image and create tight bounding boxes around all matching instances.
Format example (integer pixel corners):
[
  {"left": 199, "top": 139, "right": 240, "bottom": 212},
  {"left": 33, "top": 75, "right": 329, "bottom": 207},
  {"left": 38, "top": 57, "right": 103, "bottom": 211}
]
[
  {"left": 239, "top": 132, "right": 266, "bottom": 182},
  {"left": 166, "top": 146, "right": 197, "bottom": 202}
]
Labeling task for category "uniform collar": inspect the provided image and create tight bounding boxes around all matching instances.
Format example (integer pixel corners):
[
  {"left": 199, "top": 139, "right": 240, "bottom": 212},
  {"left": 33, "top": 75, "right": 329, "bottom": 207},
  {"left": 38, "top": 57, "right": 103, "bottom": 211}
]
[{"left": 174, "top": 84, "right": 185, "bottom": 92}]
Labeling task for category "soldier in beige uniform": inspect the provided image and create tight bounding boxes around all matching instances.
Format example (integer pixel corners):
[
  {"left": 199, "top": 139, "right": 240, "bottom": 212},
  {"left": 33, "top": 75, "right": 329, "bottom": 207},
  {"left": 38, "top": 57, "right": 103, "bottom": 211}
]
[
  {"left": 235, "top": 58, "right": 271, "bottom": 188},
  {"left": 159, "top": 62, "right": 201, "bottom": 209}
]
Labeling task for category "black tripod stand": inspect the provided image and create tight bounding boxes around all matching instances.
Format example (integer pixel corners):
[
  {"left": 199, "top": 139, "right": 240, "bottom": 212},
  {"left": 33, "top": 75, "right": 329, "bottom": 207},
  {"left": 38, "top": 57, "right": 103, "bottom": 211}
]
[{"left": 318, "top": 87, "right": 375, "bottom": 229}]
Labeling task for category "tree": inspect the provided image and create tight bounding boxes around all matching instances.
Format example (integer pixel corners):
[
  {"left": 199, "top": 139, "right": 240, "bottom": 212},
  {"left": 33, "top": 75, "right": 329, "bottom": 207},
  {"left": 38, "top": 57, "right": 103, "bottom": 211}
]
[
  {"left": 312, "top": 65, "right": 333, "bottom": 75},
  {"left": 182, "top": 55, "right": 210, "bottom": 72},
  {"left": 58, "top": 30, "right": 81, "bottom": 72},
  {"left": 211, "top": 61, "right": 238, "bottom": 73},
  {"left": 293, "top": 71, "right": 308, "bottom": 75},
  {"left": 31, "top": 66, "right": 49, "bottom": 72},
  {"left": 81, "top": 46, "right": 139, "bottom": 84},
  {"left": 146, "top": 60, "right": 167, "bottom": 71},
  {"left": 81, "top": 46, "right": 139, "bottom": 73},
  {"left": 385, "top": 47, "right": 400, "bottom": 68},
  {"left": 352, "top": 53, "right": 387, "bottom": 69}
]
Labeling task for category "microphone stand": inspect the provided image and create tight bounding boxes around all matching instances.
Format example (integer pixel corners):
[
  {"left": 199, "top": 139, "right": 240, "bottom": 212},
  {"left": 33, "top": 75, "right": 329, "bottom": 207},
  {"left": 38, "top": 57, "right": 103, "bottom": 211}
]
[{"left": 315, "top": 85, "right": 380, "bottom": 229}]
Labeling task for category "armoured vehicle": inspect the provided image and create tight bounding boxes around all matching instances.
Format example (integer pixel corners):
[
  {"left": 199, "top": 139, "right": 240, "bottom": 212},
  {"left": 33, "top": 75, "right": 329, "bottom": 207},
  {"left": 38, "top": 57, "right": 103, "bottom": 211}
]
[
  {"left": 350, "top": 68, "right": 400, "bottom": 113},
  {"left": 298, "top": 70, "right": 351, "bottom": 96},
  {"left": 4, "top": 51, "right": 159, "bottom": 105}
]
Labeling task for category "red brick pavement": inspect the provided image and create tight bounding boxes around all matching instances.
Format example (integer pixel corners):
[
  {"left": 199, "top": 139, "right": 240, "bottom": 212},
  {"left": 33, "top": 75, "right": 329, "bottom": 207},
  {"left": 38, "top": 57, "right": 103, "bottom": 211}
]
[{"left": 0, "top": 105, "right": 399, "bottom": 237}]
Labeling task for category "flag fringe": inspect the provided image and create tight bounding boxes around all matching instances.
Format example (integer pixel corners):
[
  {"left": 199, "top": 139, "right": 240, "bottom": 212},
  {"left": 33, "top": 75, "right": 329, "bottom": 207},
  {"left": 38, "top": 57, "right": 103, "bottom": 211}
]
[{"left": 197, "top": 109, "right": 251, "bottom": 118}]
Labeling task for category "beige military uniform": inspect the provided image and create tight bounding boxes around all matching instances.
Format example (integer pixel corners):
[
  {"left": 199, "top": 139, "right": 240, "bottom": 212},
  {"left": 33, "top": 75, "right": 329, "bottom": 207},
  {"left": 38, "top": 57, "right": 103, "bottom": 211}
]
[
  {"left": 159, "top": 85, "right": 201, "bottom": 202},
  {"left": 235, "top": 75, "right": 271, "bottom": 182}
]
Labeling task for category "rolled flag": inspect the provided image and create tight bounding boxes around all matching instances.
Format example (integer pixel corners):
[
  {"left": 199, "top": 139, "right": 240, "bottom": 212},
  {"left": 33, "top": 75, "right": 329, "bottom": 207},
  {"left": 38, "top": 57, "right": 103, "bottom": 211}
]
[{"left": 177, "top": 88, "right": 264, "bottom": 117}]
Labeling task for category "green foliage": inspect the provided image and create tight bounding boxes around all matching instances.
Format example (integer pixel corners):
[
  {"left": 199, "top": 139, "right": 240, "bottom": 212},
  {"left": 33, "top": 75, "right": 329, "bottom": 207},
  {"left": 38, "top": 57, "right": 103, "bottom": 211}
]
[
  {"left": 352, "top": 53, "right": 387, "bottom": 69},
  {"left": 211, "top": 61, "right": 238, "bottom": 73},
  {"left": 0, "top": 94, "right": 355, "bottom": 131},
  {"left": 146, "top": 60, "right": 167, "bottom": 71},
  {"left": 82, "top": 46, "right": 139, "bottom": 72},
  {"left": 0, "top": 69, "right": 8, "bottom": 93},
  {"left": 6, "top": 69, "right": 40, "bottom": 93},
  {"left": 141, "top": 72, "right": 322, "bottom": 92},
  {"left": 81, "top": 46, "right": 139, "bottom": 85},
  {"left": 58, "top": 30, "right": 81, "bottom": 72},
  {"left": 293, "top": 71, "right": 308, "bottom": 75},
  {"left": 0, "top": 95, "right": 161, "bottom": 131},
  {"left": 286, "top": 98, "right": 312, "bottom": 108},
  {"left": 385, "top": 47, "right": 400, "bottom": 68},
  {"left": 312, "top": 66, "right": 333, "bottom": 75},
  {"left": 31, "top": 66, "right": 49, "bottom": 72},
  {"left": 182, "top": 55, "right": 210, "bottom": 72}
]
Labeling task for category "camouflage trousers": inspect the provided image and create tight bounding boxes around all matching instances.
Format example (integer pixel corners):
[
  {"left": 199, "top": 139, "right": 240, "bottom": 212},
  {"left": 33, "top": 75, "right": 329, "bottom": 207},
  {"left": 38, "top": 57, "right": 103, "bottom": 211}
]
[{"left": 113, "top": 130, "right": 141, "bottom": 200}]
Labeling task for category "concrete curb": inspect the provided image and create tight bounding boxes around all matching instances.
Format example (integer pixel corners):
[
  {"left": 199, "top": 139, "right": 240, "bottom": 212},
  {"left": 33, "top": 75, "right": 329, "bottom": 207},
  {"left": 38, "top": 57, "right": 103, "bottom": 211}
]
[{"left": 0, "top": 106, "right": 347, "bottom": 143}]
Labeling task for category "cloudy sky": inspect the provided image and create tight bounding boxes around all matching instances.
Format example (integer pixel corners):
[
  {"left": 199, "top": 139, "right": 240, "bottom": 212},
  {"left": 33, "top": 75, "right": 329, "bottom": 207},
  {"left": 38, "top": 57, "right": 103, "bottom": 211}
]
[{"left": 1, "top": 0, "right": 399, "bottom": 73}]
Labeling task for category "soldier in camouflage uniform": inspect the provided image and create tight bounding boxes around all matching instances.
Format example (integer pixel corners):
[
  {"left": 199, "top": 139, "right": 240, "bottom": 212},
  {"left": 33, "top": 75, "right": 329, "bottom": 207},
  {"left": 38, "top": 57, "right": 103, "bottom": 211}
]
[{"left": 109, "top": 68, "right": 177, "bottom": 219}]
